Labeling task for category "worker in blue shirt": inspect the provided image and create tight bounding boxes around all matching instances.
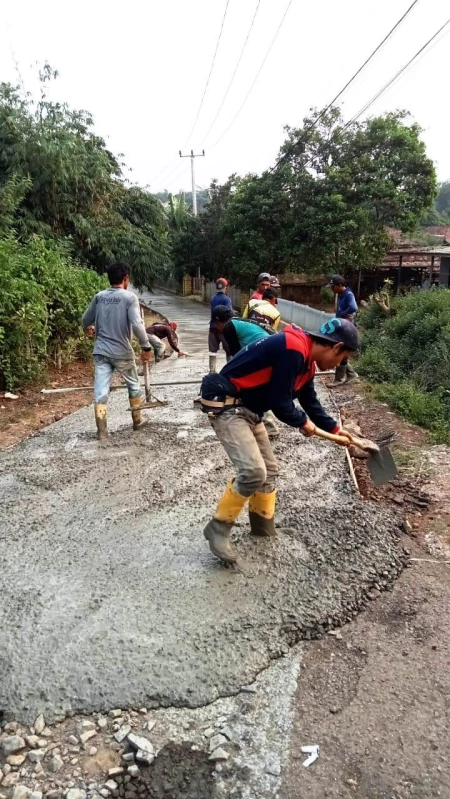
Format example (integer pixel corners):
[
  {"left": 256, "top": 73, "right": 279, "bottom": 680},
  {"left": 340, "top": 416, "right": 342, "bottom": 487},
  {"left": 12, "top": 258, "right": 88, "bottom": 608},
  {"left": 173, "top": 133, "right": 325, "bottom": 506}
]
[
  {"left": 328, "top": 275, "right": 359, "bottom": 385},
  {"left": 209, "top": 278, "right": 232, "bottom": 364}
]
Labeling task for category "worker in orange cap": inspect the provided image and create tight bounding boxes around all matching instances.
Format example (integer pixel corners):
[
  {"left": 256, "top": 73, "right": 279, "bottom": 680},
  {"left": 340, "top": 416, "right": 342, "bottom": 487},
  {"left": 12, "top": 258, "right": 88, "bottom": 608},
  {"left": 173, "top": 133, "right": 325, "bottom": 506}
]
[{"left": 145, "top": 320, "right": 186, "bottom": 357}]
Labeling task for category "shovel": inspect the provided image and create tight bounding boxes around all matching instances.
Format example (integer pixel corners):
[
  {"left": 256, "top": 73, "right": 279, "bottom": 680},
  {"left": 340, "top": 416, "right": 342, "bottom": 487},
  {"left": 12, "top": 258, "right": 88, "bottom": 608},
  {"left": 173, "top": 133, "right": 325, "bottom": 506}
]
[{"left": 313, "top": 428, "right": 398, "bottom": 486}]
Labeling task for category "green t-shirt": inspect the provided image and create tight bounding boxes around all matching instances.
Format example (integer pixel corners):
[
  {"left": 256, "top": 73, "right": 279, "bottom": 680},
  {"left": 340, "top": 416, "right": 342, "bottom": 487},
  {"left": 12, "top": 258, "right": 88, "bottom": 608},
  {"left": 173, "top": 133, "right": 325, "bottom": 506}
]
[{"left": 232, "top": 318, "right": 270, "bottom": 348}]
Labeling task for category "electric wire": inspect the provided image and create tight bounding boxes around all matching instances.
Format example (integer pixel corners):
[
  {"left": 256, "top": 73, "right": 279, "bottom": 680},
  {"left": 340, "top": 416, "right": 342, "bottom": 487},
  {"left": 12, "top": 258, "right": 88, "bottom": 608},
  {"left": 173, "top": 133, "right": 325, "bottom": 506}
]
[
  {"left": 196, "top": 0, "right": 261, "bottom": 148},
  {"left": 346, "top": 16, "right": 450, "bottom": 126},
  {"left": 208, "top": 0, "right": 294, "bottom": 150},
  {"left": 183, "top": 0, "right": 231, "bottom": 148},
  {"left": 149, "top": 0, "right": 230, "bottom": 186},
  {"left": 273, "top": 0, "right": 421, "bottom": 169}
]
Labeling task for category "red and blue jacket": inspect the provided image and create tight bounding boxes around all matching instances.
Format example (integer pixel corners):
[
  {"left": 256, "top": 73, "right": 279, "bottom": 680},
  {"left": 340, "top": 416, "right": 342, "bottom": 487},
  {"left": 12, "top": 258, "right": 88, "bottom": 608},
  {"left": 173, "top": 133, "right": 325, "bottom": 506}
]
[{"left": 202, "top": 325, "right": 339, "bottom": 432}]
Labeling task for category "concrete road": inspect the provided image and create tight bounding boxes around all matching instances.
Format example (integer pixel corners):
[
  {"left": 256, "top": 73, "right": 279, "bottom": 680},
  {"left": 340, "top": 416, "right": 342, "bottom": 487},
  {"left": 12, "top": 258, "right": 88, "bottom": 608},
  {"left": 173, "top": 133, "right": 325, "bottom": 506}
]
[{"left": 0, "top": 293, "right": 403, "bottom": 725}]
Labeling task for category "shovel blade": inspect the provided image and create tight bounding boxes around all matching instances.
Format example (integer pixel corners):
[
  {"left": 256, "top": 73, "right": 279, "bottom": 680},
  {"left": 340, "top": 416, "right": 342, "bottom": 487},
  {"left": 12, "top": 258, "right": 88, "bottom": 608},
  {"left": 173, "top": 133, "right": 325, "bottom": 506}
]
[{"left": 367, "top": 447, "right": 398, "bottom": 486}]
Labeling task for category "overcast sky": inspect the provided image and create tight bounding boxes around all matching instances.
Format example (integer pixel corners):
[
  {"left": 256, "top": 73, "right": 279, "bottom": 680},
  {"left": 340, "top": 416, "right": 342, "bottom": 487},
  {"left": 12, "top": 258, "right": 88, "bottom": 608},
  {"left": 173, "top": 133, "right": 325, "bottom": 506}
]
[{"left": 2, "top": 0, "right": 449, "bottom": 195}]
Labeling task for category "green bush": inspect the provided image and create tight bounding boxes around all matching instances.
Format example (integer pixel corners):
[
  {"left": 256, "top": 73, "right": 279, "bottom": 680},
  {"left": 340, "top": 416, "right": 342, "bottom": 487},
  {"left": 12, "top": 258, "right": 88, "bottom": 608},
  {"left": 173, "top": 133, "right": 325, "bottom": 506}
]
[
  {"left": 358, "top": 288, "right": 450, "bottom": 441},
  {"left": 0, "top": 236, "right": 106, "bottom": 390},
  {"left": 373, "top": 383, "right": 450, "bottom": 443}
]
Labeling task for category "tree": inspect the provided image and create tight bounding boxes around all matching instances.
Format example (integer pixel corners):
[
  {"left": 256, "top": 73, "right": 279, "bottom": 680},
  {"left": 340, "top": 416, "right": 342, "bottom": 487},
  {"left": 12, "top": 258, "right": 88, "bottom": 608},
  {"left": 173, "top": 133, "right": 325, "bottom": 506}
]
[
  {"left": 435, "top": 181, "right": 450, "bottom": 218},
  {"left": 0, "top": 65, "right": 169, "bottom": 287},
  {"left": 280, "top": 108, "right": 436, "bottom": 272},
  {"left": 170, "top": 108, "right": 436, "bottom": 288}
]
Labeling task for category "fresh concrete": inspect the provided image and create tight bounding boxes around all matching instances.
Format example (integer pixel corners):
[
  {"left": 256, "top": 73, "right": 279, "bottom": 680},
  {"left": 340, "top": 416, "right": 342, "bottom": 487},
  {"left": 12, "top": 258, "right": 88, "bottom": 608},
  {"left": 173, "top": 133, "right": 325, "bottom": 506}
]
[{"left": 0, "top": 294, "right": 405, "bottom": 723}]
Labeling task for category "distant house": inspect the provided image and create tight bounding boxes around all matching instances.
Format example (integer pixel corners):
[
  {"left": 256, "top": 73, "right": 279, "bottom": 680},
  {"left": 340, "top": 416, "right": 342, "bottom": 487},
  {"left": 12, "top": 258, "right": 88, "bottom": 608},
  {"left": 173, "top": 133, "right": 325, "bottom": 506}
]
[
  {"left": 423, "top": 226, "right": 450, "bottom": 244},
  {"left": 277, "top": 273, "right": 327, "bottom": 305}
]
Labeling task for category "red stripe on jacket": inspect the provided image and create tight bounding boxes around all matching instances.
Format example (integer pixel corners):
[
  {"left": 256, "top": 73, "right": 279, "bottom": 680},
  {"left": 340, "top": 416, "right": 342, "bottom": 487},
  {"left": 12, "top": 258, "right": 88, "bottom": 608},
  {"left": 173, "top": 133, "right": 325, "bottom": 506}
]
[
  {"left": 230, "top": 366, "right": 273, "bottom": 391},
  {"left": 284, "top": 326, "right": 316, "bottom": 391}
]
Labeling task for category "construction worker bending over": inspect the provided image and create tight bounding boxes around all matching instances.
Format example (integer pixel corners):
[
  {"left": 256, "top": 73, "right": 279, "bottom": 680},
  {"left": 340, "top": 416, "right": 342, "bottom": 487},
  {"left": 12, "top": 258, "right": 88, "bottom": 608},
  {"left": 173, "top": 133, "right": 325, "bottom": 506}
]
[
  {"left": 145, "top": 321, "right": 186, "bottom": 358},
  {"left": 210, "top": 305, "right": 279, "bottom": 439},
  {"left": 81, "top": 262, "right": 164, "bottom": 440},
  {"left": 243, "top": 288, "right": 281, "bottom": 331},
  {"left": 210, "top": 306, "right": 273, "bottom": 356},
  {"left": 201, "top": 318, "right": 360, "bottom": 563}
]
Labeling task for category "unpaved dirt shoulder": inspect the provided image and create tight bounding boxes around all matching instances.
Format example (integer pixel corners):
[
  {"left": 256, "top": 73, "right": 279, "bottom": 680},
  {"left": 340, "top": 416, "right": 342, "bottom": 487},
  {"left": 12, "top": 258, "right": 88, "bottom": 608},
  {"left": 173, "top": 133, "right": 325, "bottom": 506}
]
[
  {"left": 281, "top": 548, "right": 450, "bottom": 799},
  {"left": 281, "top": 379, "right": 450, "bottom": 799}
]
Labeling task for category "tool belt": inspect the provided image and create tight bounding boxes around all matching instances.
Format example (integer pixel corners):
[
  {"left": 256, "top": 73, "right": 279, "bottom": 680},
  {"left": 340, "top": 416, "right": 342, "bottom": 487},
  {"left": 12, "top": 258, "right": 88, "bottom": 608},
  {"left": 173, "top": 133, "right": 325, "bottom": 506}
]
[
  {"left": 201, "top": 395, "right": 242, "bottom": 416},
  {"left": 200, "top": 373, "right": 241, "bottom": 416}
]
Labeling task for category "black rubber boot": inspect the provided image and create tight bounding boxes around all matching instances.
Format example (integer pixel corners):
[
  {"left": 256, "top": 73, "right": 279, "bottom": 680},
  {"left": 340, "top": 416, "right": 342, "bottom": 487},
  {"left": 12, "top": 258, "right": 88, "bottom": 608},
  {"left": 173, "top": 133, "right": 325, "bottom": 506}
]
[{"left": 203, "top": 519, "right": 237, "bottom": 564}]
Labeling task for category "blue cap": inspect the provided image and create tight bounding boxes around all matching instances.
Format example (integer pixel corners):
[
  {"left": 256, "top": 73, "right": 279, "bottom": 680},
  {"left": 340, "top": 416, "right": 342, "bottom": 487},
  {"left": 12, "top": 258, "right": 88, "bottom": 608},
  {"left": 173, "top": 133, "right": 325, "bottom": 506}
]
[{"left": 307, "top": 318, "right": 360, "bottom": 352}]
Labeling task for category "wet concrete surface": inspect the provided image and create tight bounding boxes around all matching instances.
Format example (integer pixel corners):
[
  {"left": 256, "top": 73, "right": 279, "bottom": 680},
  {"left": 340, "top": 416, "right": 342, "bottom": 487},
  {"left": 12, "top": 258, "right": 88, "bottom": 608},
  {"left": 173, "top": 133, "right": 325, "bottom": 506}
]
[{"left": 0, "top": 293, "right": 405, "bottom": 724}]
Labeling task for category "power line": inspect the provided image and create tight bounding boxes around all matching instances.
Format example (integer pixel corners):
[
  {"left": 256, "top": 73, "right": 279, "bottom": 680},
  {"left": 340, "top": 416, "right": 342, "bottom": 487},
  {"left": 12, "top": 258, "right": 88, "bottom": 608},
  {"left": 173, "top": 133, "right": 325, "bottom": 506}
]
[
  {"left": 196, "top": 0, "right": 261, "bottom": 148},
  {"left": 272, "top": 14, "right": 450, "bottom": 185},
  {"left": 160, "top": 163, "right": 191, "bottom": 193},
  {"left": 148, "top": 155, "right": 179, "bottom": 187},
  {"left": 273, "top": 0, "right": 421, "bottom": 169},
  {"left": 153, "top": 159, "right": 188, "bottom": 191},
  {"left": 346, "top": 16, "right": 450, "bottom": 126},
  {"left": 209, "top": 0, "right": 294, "bottom": 150},
  {"left": 149, "top": 0, "right": 230, "bottom": 186},
  {"left": 183, "top": 0, "right": 231, "bottom": 148}
]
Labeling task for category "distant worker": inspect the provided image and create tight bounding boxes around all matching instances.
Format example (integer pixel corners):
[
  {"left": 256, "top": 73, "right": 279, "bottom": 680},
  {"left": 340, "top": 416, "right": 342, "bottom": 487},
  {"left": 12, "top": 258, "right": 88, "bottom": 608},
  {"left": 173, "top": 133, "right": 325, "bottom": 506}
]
[
  {"left": 251, "top": 272, "right": 271, "bottom": 300},
  {"left": 210, "top": 306, "right": 272, "bottom": 356},
  {"left": 328, "top": 275, "right": 359, "bottom": 385},
  {"left": 81, "top": 262, "right": 164, "bottom": 440},
  {"left": 243, "top": 288, "right": 281, "bottom": 331},
  {"left": 145, "top": 321, "right": 186, "bottom": 358},
  {"left": 209, "top": 278, "right": 232, "bottom": 361},
  {"left": 269, "top": 275, "right": 281, "bottom": 295},
  {"left": 200, "top": 319, "right": 360, "bottom": 563}
]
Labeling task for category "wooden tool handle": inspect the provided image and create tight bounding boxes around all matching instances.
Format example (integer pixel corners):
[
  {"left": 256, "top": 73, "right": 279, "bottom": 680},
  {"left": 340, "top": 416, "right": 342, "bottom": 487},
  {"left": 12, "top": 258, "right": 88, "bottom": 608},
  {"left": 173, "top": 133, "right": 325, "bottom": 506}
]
[
  {"left": 313, "top": 428, "right": 353, "bottom": 447},
  {"left": 313, "top": 427, "right": 379, "bottom": 452}
]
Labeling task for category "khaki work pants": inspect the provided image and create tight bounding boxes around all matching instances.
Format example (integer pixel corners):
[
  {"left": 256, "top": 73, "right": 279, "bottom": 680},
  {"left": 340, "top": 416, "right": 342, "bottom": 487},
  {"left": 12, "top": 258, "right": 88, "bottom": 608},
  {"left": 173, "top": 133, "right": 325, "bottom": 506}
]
[{"left": 210, "top": 407, "right": 279, "bottom": 497}]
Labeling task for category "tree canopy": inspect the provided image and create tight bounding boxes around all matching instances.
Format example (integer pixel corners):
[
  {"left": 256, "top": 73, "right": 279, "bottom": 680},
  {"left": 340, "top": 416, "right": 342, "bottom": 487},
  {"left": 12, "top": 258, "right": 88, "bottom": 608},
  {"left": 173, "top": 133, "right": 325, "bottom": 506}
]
[
  {"left": 0, "top": 65, "right": 169, "bottom": 288},
  {"left": 165, "top": 108, "right": 436, "bottom": 288}
]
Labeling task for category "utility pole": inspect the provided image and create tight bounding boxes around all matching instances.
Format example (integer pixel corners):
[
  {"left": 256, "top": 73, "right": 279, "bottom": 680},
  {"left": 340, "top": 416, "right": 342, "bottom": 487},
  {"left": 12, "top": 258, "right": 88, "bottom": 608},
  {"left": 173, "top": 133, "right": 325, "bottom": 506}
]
[{"left": 179, "top": 149, "right": 205, "bottom": 216}]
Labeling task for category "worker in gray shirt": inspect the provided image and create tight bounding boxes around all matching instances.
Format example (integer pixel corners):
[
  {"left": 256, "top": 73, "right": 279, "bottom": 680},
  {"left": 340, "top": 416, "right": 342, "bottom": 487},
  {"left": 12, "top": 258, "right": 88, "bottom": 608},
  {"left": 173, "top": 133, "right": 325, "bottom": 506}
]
[{"left": 82, "top": 262, "right": 164, "bottom": 439}]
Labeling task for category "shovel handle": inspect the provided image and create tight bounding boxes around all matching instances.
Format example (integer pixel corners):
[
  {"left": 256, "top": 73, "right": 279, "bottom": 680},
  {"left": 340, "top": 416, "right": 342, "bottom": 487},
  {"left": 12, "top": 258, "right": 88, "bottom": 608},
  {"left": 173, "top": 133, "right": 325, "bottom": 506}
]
[
  {"left": 313, "top": 428, "right": 353, "bottom": 447},
  {"left": 313, "top": 427, "right": 379, "bottom": 452}
]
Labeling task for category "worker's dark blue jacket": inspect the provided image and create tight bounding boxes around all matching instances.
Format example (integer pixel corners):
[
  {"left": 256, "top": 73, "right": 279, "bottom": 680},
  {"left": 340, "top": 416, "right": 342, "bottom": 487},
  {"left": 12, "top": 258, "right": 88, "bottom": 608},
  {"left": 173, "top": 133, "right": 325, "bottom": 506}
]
[
  {"left": 337, "top": 288, "right": 358, "bottom": 319},
  {"left": 201, "top": 325, "right": 339, "bottom": 431},
  {"left": 210, "top": 291, "right": 232, "bottom": 328}
]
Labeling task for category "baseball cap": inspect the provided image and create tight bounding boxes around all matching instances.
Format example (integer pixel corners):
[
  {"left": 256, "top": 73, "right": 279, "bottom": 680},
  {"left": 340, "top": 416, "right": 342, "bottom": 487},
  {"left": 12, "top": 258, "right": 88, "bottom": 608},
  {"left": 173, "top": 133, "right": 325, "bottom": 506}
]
[
  {"left": 328, "top": 274, "right": 346, "bottom": 287},
  {"left": 261, "top": 288, "right": 278, "bottom": 301},
  {"left": 307, "top": 318, "right": 360, "bottom": 352},
  {"left": 216, "top": 277, "right": 228, "bottom": 290},
  {"left": 257, "top": 272, "right": 271, "bottom": 283},
  {"left": 269, "top": 275, "right": 281, "bottom": 288},
  {"left": 211, "top": 305, "right": 234, "bottom": 323}
]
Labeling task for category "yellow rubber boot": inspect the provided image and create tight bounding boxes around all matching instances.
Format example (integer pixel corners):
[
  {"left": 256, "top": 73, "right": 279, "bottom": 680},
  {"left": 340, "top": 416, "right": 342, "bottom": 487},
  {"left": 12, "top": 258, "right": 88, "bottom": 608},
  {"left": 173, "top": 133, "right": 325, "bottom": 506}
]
[
  {"left": 129, "top": 396, "right": 148, "bottom": 431},
  {"left": 94, "top": 403, "right": 108, "bottom": 441},
  {"left": 248, "top": 490, "right": 276, "bottom": 537},
  {"left": 204, "top": 481, "right": 249, "bottom": 564}
]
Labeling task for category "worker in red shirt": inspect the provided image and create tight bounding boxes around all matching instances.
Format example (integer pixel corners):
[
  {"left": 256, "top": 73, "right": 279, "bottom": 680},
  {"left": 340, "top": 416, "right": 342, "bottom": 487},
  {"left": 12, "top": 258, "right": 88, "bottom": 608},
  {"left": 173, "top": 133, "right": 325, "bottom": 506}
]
[
  {"left": 145, "top": 321, "right": 186, "bottom": 357},
  {"left": 200, "top": 318, "right": 360, "bottom": 563},
  {"left": 250, "top": 272, "right": 271, "bottom": 300}
]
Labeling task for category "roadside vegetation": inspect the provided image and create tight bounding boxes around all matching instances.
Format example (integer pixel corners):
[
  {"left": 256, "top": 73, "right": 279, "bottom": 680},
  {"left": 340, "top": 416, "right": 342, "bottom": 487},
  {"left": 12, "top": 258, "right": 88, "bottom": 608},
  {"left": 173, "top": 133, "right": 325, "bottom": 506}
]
[
  {"left": 358, "top": 287, "right": 450, "bottom": 443},
  {"left": 0, "top": 65, "right": 169, "bottom": 390}
]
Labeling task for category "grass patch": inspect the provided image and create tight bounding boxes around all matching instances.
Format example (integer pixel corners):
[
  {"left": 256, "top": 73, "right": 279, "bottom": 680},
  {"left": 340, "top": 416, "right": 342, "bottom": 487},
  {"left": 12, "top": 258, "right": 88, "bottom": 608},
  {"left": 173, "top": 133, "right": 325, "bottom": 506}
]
[{"left": 371, "top": 382, "right": 450, "bottom": 444}]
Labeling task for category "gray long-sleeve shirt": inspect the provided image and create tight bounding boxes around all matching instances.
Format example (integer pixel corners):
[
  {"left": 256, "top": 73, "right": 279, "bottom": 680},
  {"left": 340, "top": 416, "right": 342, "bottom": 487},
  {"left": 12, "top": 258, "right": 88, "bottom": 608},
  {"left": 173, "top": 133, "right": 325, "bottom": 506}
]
[{"left": 81, "top": 288, "right": 153, "bottom": 360}]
